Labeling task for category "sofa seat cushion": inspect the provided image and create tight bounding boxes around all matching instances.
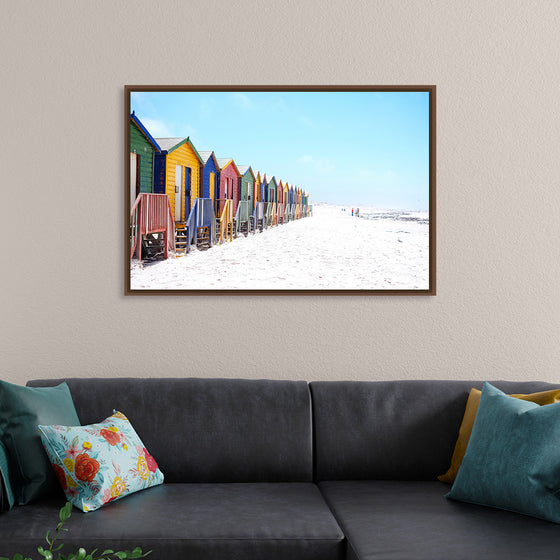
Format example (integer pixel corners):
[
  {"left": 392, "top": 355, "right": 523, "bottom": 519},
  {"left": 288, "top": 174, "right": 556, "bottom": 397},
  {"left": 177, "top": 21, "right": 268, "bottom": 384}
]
[
  {"left": 0, "top": 483, "right": 344, "bottom": 560},
  {"left": 319, "top": 481, "right": 560, "bottom": 560}
]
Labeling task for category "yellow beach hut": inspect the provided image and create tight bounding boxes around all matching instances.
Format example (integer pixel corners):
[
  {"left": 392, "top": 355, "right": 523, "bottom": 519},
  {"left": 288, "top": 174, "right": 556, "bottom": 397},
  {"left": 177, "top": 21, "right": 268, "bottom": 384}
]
[{"left": 154, "top": 137, "right": 203, "bottom": 253}]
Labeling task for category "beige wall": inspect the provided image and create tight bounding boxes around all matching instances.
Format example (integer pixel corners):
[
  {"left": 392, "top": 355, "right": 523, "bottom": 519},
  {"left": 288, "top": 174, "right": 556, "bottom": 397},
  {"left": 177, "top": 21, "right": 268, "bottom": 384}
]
[{"left": 2, "top": 1, "right": 559, "bottom": 385}]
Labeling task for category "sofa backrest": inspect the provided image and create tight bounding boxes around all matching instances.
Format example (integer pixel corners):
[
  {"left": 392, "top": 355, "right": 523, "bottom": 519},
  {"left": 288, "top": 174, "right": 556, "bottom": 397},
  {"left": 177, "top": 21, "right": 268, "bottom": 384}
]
[
  {"left": 310, "top": 379, "right": 560, "bottom": 481},
  {"left": 27, "top": 378, "right": 313, "bottom": 483}
]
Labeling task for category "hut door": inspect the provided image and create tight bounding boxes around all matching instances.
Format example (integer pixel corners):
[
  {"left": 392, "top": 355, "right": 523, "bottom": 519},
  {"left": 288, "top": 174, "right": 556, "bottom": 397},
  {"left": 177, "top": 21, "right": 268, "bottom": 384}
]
[
  {"left": 210, "top": 172, "right": 215, "bottom": 200},
  {"left": 175, "top": 165, "right": 182, "bottom": 221},
  {"left": 130, "top": 153, "right": 139, "bottom": 207},
  {"left": 184, "top": 167, "right": 191, "bottom": 215}
]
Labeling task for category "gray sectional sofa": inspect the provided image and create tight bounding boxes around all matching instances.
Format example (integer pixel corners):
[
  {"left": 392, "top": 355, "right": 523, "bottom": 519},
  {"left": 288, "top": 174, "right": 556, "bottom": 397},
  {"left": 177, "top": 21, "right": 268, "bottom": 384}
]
[{"left": 1, "top": 377, "right": 560, "bottom": 559}]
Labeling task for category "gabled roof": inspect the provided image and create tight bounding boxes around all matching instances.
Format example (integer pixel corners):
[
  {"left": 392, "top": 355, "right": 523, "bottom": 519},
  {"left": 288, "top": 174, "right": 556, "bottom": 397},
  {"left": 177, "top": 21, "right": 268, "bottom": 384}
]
[
  {"left": 155, "top": 137, "right": 204, "bottom": 164},
  {"left": 216, "top": 158, "right": 242, "bottom": 176},
  {"left": 267, "top": 176, "right": 277, "bottom": 188},
  {"left": 155, "top": 137, "right": 186, "bottom": 152},
  {"left": 130, "top": 112, "right": 161, "bottom": 152},
  {"left": 198, "top": 150, "right": 220, "bottom": 168},
  {"left": 237, "top": 165, "right": 255, "bottom": 180}
]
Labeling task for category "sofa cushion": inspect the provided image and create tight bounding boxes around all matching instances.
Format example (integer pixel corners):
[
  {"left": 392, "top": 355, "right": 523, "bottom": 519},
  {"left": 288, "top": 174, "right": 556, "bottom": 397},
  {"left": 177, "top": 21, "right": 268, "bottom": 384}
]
[
  {"left": 27, "top": 378, "right": 313, "bottom": 483},
  {"left": 39, "top": 411, "right": 164, "bottom": 512},
  {"left": 0, "top": 483, "right": 344, "bottom": 560},
  {"left": 446, "top": 382, "right": 560, "bottom": 523},
  {"left": 310, "top": 380, "right": 560, "bottom": 481},
  {"left": 0, "top": 380, "right": 80, "bottom": 505},
  {"left": 319, "top": 480, "right": 560, "bottom": 560}
]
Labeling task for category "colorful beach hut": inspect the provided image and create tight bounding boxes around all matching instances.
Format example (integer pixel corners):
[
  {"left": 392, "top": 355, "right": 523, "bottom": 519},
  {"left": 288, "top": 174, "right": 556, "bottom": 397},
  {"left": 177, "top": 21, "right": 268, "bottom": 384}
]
[
  {"left": 216, "top": 158, "right": 241, "bottom": 241},
  {"left": 236, "top": 165, "right": 255, "bottom": 235},
  {"left": 253, "top": 171, "right": 261, "bottom": 209},
  {"left": 252, "top": 171, "right": 265, "bottom": 232},
  {"left": 154, "top": 137, "right": 203, "bottom": 254},
  {"left": 198, "top": 150, "right": 220, "bottom": 216},
  {"left": 129, "top": 112, "right": 161, "bottom": 206},
  {"left": 276, "top": 179, "right": 285, "bottom": 225},
  {"left": 283, "top": 181, "right": 290, "bottom": 221},
  {"left": 265, "top": 176, "right": 278, "bottom": 226},
  {"left": 154, "top": 137, "right": 203, "bottom": 222}
]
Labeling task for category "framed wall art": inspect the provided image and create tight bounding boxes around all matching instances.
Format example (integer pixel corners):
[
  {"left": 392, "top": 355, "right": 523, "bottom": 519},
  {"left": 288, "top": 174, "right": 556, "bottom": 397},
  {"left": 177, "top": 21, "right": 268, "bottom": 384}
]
[{"left": 125, "top": 85, "right": 435, "bottom": 295}]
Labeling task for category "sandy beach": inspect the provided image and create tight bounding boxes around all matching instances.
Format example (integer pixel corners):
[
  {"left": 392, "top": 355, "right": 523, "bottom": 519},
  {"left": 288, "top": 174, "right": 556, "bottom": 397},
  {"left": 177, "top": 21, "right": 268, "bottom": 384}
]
[{"left": 130, "top": 203, "right": 429, "bottom": 290}]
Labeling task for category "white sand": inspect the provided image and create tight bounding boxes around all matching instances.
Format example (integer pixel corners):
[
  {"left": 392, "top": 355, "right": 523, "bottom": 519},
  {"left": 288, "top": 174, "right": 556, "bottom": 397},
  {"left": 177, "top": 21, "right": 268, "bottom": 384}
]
[{"left": 130, "top": 203, "right": 429, "bottom": 290}]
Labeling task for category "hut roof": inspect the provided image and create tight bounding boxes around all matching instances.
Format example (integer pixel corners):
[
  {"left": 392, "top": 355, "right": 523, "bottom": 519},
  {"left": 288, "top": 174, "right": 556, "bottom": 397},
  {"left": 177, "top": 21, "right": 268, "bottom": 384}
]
[
  {"left": 130, "top": 112, "right": 161, "bottom": 152},
  {"left": 237, "top": 165, "right": 255, "bottom": 180},
  {"left": 155, "top": 137, "right": 204, "bottom": 164},
  {"left": 216, "top": 158, "right": 242, "bottom": 176},
  {"left": 155, "top": 137, "right": 187, "bottom": 152},
  {"left": 198, "top": 150, "right": 219, "bottom": 167}
]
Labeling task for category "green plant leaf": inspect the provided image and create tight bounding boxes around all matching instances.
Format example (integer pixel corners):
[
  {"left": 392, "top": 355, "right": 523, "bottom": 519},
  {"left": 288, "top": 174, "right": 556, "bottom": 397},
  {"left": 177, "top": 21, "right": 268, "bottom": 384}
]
[
  {"left": 13, "top": 554, "right": 23, "bottom": 560},
  {"left": 114, "top": 553, "right": 127, "bottom": 559},
  {"left": 38, "top": 548, "right": 53, "bottom": 560},
  {"left": 100, "top": 551, "right": 114, "bottom": 556}
]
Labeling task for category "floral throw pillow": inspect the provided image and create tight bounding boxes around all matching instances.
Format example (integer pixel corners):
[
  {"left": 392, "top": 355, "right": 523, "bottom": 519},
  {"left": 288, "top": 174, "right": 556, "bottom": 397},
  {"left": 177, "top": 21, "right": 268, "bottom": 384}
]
[{"left": 38, "top": 411, "right": 164, "bottom": 512}]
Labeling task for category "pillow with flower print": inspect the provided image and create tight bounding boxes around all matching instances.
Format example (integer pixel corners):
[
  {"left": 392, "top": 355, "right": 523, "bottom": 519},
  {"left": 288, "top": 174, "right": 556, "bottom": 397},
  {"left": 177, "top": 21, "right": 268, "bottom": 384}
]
[{"left": 38, "top": 411, "right": 163, "bottom": 512}]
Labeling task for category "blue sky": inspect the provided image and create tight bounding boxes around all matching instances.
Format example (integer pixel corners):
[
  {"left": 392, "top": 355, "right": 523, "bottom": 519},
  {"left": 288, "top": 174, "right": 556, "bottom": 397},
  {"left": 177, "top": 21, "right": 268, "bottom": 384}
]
[{"left": 131, "top": 90, "right": 430, "bottom": 210}]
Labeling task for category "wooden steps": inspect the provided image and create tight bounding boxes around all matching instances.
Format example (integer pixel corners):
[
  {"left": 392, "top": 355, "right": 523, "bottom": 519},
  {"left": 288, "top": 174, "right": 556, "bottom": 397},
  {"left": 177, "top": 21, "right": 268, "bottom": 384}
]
[
  {"left": 141, "top": 233, "right": 165, "bottom": 262},
  {"left": 196, "top": 226, "right": 210, "bottom": 250},
  {"left": 175, "top": 222, "right": 187, "bottom": 255}
]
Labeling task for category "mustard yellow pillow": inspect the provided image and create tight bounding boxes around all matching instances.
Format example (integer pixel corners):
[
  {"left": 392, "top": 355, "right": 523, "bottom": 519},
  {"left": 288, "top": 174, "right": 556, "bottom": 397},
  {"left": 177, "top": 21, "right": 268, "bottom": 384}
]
[{"left": 438, "top": 387, "right": 560, "bottom": 484}]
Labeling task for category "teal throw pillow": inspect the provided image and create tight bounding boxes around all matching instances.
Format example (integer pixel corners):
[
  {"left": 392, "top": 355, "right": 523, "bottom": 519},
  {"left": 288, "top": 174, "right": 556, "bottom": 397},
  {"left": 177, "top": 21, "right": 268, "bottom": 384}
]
[
  {"left": 39, "top": 411, "right": 164, "bottom": 512},
  {"left": 446, "top": 381, "right": 560, "bottom": 523},
  {"left": 0, "top": 380, "right": 80, "bottom": 505},
  {"left": 0, "top": 439, "right": 15, "bottom": 511}
]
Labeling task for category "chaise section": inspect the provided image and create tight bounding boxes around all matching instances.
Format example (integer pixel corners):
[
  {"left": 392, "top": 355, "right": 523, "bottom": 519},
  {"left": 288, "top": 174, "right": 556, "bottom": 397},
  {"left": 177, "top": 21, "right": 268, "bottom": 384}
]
[
  {"left": 0, "top": 483, "right": 345, "bottom": 560},
  {"left": 319, "top": 480, "right": 560, "bottom": 560}
]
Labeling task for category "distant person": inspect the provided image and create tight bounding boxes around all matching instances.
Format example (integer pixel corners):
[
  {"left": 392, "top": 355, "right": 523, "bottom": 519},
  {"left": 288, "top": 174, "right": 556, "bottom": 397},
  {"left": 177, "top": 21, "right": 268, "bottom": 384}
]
[
  {"left": 356, "top": 208, "right": 360, "bottom": 217},
  {"left": 351, "top": 208, "right": 354, "bottom": 216}
]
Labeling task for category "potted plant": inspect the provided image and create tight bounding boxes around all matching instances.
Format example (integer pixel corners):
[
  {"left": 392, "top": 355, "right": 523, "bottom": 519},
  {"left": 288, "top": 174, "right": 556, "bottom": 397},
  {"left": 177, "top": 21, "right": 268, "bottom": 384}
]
[{"left": 0, "top": 502, "right": 151, "bottom": 560}]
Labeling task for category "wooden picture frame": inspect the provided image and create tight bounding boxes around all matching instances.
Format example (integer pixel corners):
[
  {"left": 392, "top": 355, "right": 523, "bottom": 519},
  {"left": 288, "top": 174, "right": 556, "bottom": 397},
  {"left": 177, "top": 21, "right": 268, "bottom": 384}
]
[{"left": 125, "top": 85, "right": 435, "bottom": 295}]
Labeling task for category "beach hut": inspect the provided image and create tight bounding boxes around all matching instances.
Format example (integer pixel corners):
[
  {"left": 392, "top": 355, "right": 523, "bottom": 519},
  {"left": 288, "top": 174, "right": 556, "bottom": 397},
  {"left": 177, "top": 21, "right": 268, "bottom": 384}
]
[
  {"left": 253, "top": 171, "right": 261, "bottom": 209},
  {"left": 129, "top": 112, "right": 160, "bottom": 206},
  {"left": 260, "top": 173, "right": 267, "bottom": 204},
  {"left": 236, "top": 165, "right": 255, "bottom": 236},
  {"left": 276, "top": 179, "right": 285, "bottom": 225},
  {"left": 216, "top": 158, "right": 241, "bottom": 241},
  {"left": 153, "top": 137, "right": 203, "bottom": 254},
  {"left": 288, "top": 185, "right": 295, "bottom": 220},
  {"left": 283, "top": 182, "right": 290, "bottom": 221},
  {"left": 265, "top": 176, "right": 278, "bottom": 226},
  {"left": 198, "top": 150, "right": 220, "bottom": 216},
  {"left": 252, "top": 172, "right": 265, "bottom": 232}
]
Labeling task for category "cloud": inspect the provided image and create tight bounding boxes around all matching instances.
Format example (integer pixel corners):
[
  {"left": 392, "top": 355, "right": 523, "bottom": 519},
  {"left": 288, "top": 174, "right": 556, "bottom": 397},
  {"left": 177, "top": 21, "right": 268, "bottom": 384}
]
[
  {"left": 299, "top": 115, "right": 314, "bottom": 127},
  {"left": 296, "top": 154, "right": 333, "bottom": 174},
  {"left": 232, "top": 92, "right": 252, "bottom": 109},
  {"left": 139, "top": 117, "right": 174, "bottom": 138}
]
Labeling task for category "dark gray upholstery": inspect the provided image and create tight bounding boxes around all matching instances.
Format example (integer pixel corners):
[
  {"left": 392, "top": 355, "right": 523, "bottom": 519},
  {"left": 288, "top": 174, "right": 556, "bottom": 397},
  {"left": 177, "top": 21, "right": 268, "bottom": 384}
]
[
  {"left": 27, "top": 378, "right": 313, "bottom": 483},
  {"left": 320, "top": 481, "right": 560, "bottom": 560},
  {"left": 0, "top": 483, "right": 344, "bottom": 560},
  {"left": 310, "top": 380, "right": 559, "bottom": 480}
]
